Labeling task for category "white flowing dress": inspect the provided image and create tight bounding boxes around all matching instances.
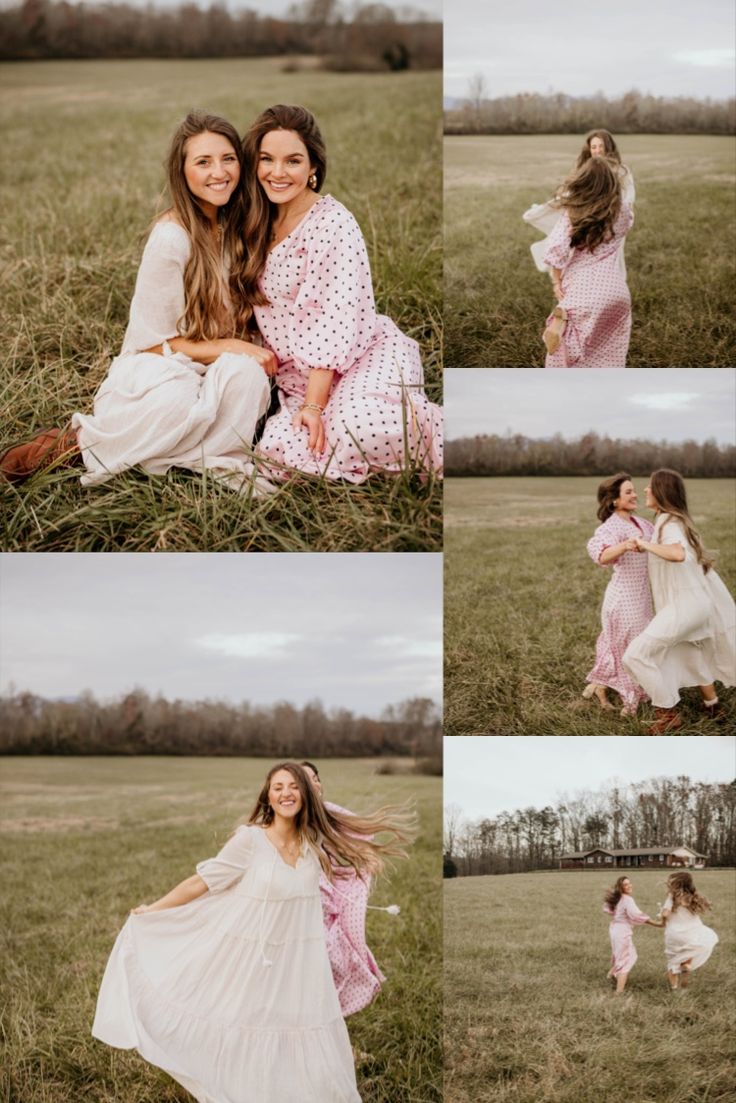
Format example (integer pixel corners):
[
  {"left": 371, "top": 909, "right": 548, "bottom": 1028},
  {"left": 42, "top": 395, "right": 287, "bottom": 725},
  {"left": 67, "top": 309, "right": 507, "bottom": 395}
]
[
  {"left": 523, "top": 166, "right": 635, "bottom": 276},
  {"left": 663, "top": 894, "right": 718, "bottom": 974},
  {"left": 92, "top": 825, "right": 361, "bottom": 1103},
  {"left": 622, "top": 515, "right": 736, "bottom": 708},
  {"left": 72, "top": 220, "right": 271, "bottom": 491}
]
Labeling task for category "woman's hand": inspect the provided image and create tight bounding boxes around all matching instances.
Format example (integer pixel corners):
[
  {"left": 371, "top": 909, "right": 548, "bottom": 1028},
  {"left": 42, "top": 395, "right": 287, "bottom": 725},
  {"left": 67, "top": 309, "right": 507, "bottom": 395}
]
[
  {"left": 622, "top": 538, "right": 638, "bottom": 552},
  {"left": 131, "top": 904, "right": 152, "bottom": 915},
  {"left": 634, "top": 537, "right": 648, "bottom": 552},
  {"left": 218, "top": 338, "right": 278, "bottom": 377},
  {"left": 292, "top": 408, "right": 325, "bottom": 454}
]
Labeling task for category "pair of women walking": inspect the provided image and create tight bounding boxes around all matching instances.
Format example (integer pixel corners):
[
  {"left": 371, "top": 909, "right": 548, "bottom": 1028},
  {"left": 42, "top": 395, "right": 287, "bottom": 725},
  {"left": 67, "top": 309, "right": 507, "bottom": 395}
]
[
  {"left": 1, "top": 105, "right": 442, "bottom": 490},
  {"left": 585, "top": 468, "right": 735, "bottom": 732},
  {"left": 604, "top": 872, "right": 718, "bottom": 994}
]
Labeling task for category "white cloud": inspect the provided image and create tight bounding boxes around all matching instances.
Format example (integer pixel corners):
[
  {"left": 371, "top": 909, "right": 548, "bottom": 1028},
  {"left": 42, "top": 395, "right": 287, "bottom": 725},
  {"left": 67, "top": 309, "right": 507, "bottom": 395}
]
[
  {"left": 628, "top": 392, "right": 700, "bottom": 411},
  {"left": 375, "top": 635, "right": 443, "bottom": 658},
  {"left": 195, "top": 633, "right": 302, "bottom": 659},
  {"left": 673, "top": 48, "right": 735, "bottom": 66}
]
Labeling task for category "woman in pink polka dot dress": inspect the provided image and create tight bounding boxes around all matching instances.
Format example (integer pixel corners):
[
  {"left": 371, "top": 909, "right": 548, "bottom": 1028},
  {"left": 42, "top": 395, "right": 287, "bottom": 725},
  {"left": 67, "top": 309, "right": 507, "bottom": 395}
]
[
  {"left": 603, "top": 876, "right": 662, "bottom": 994},
  {"left": 301, "top": 762, "right": 391, "bottom": 1017},
  {"left": 584, "top": 473, "right": 654, "bottom": 716},
  {"left": 542, "top": 157, "right": 634, "bottom": 368},
  {"left": 240, "top": 104, "right": 442, "bottom": 482}
]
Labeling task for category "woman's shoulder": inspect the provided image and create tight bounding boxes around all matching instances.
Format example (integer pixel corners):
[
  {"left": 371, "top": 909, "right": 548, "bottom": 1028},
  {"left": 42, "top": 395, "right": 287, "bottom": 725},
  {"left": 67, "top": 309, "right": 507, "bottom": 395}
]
[
  {"left": 304, "top": 194, "right": 363, "bottom": 242},
  {"left": 145, "top": 214, "right": 191, "bottom": 254}
]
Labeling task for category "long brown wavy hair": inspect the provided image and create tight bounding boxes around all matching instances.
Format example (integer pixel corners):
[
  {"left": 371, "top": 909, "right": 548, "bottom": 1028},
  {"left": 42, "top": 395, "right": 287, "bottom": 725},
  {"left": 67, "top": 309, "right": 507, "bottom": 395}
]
[
  {"left": 244, "top": 761, "right": 415, "bottom": 879},
  {"left": 596, "top": 472, "right": 633, "bottom": 523},
  {"left": 554, "top": 155, "right": 622, "bottom": 252},
  {"left": 239, "top": 104, "right": 327, "bottom": 311},
  {"left": 162, "top": 110, "right": 251, "bottom": 340},
  {"left": 667, "top": 871, "right": 711, "bottom": 915},
  {"left": 604, "top": 875, "right": 631, "bottom": 911},
  {"left": 649, "top": 468, "right": 714, "bottom": 574},
  {"left": 576, "top": 128, "right": 622, "bottom": 167}
]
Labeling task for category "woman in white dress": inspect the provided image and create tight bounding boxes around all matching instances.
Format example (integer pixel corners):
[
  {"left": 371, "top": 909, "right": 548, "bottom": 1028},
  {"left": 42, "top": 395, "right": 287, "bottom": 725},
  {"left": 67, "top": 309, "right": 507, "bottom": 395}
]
[
  {"left": 623, "top": 468, "right": 735, "bottom": 734},
  {"left": 1, "top": 111, "right": 274, "bottom": 491},
  {"left": 92, "top": 761, "right": 414, "bottom": 1103},
  {"left": 522, "top": 128, "right": 635, "bottom": 278},
  {"left": 661, "top": 871, "right": 718, "bottom": 990}
]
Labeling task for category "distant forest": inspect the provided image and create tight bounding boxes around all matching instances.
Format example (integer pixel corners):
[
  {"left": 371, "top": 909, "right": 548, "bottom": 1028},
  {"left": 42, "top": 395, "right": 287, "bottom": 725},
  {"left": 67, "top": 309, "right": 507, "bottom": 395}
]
[
  {"left": 0, "top": 689, "right": 442, "bottom": 762},
  {"left": 1, "top": 0, "right": 442, "bottom": 66},
  {"left": 445, "top": 775, "right": 736, "bottom": 876},
  {"left": 445, "top": 87, "right": 735, "bottom": 135},
  {"left": 446, "top": 432, "right": 736, "bottom": 478}
]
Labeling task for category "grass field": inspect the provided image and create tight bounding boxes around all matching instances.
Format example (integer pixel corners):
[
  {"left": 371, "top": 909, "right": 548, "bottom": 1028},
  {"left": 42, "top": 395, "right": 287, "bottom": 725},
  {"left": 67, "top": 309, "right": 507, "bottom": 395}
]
[
  {"left": 444, "top": 869, "right": 736, "bottom": 1103},
  {"left": 0, "top": 59, "right": 442, "bottom": 551},
  {"left": 0, "top": 756, "right": 442, "bottom": 1103},
  {"left": 444, "top": 477, "right": 736, "bottom": 735},
  {"left": 444, "top": 134, "right": 736, "bottom": 368}
]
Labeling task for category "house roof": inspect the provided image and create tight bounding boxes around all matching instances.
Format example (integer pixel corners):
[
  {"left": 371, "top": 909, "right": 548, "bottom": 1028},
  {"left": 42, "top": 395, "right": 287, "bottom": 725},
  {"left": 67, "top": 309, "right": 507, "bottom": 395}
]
[{"left": 561, "top": 845, "right": 707, "bottom": 859}]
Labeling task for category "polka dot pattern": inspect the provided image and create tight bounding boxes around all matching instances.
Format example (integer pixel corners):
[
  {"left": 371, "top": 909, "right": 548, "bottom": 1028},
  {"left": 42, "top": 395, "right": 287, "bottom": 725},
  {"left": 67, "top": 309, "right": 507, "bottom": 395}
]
[
  {"left": 320, "top": 871, "right": 385, "bottom": 1017},
  {"left": 543, "top": 203, "right": 634, "bottom": 368},
  {"left": 254, "top": 195, "right": 442, "bottom": 482},
  {"left": 586, "top": 512, "right": 655, "bottom": 708}
]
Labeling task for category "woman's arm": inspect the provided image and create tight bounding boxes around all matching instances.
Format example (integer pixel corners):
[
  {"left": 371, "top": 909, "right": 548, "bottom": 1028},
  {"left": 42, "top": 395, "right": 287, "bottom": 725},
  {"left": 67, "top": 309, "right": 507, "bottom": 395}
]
[
  {"left": 145, "top": 336, "right": 277, "bottom": 375},
  {"left": 550, "top": 267, "right": 563, "bottom": 301},
  {"left": 291, "top": 368, "right": 335, "bottom": 453},
  {"left": 634, "top": 538, "right": 685, "bottom": 562},
  {"left": 131, "top": 873, "right": 208, "bottom": 914},
  {"left": 599, "top": 538, "right": 639, "bottom": 565},
  {"left": 645, "top": 917, "right": 665, "bottom": 927}
]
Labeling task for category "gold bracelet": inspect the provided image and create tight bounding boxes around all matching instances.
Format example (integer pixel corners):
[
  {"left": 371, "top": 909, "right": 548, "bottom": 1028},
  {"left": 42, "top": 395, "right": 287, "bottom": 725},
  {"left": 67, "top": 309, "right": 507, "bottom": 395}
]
[{"left": 300, "top": 402, "right": 325, "bottom": 414}]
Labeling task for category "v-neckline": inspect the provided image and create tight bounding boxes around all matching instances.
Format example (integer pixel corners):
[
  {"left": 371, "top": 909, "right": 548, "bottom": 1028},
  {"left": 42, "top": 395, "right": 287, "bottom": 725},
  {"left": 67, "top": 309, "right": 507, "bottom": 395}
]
[
  {"left": 267, "top": 194, "right": 329, "bottom": 256},
  {"left": 261, "top": 827, "right": 304, "bottom": 870}
]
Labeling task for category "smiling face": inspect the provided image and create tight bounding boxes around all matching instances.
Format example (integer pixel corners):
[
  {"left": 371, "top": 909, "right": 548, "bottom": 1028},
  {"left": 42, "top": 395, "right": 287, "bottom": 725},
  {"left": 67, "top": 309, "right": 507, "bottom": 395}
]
[
  {"left": 614, "top": 480, "right": 637, "bottom": 513},
  {"left": 621, "top": 878, "right": 633, "bottom": 894},
  {"left": 302, "top": 764, "right": 323, "bottom": 797},
  {"left": 257, "top": 128, "right": 314, "bottom": 206},
  {"left": 268, "top": 768, "right": 303, "bottom": 819},
  {"left": 590, "top": 135, "right": 606, "bottom": 157},
  {"left": 644, "top": 479, "right": 658, "bottom": 510},
  {"left": 183, "top": 131, "right": 240, "bottom": 215}
]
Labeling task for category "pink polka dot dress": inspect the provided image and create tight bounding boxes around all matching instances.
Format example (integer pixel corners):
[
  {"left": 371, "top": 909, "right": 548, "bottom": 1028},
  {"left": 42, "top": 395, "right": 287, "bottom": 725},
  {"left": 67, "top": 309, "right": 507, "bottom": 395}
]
[
  {"left": 603, "top": 894, "right": 652, "bottom": 976},
  {"left": 543, "top": 203, "right": 634, "bottom": 368},
  {"left": 254, "top": 195, "right": 443, "bottom": 482},
  {"left": 587, "top": 512, "right": 654, "bottom": 710}
]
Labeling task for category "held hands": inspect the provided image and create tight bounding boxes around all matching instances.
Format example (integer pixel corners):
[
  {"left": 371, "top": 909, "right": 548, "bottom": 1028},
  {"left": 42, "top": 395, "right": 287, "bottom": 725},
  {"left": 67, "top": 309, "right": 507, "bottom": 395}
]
[
  {"left": 218, "top": 339, "right": 278, "bottom": 377},
  {"left": 292, "top": 407, "right": 325, "bottom": 454},
  {"left": 634, "top": 537, "right": 649, "bottom": 553}
]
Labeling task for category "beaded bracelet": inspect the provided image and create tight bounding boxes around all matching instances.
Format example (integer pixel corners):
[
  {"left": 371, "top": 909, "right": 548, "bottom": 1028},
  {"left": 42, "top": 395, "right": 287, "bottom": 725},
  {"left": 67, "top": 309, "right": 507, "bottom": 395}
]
[{"left": 300, "top": 402, "right": 325, "bottom": 414}]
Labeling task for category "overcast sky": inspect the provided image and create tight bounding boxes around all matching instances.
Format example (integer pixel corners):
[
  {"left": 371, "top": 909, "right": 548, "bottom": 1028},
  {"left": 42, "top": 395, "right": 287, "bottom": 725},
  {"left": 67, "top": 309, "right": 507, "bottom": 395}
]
[
  {"left": 445, "top": 369, "right": 736, "bottom": 445},
  {"left": 0, "top": 554, "right": 441, "bottom": 714},
  {"left": 445, "top": 0, "right": 736, "bottom": 100},
  {"left": 445, "top": 737, "right": 736, "bottom": 820},
  {"left": 82, "top": 0, "right": 443, "bottom": 16}
]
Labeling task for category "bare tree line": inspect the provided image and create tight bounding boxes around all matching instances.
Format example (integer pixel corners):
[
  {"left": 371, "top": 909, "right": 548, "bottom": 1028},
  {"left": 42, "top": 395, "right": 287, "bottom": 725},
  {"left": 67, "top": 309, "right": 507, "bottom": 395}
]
[
  {"left": 444, "top": 775, "right": 736, "bottom": 877},
  {"left": 0, "top": 688, "right": 441, "bottom": 763},
  {"left": 1, "top": 0, "right": 441, "bottom": 67},
  {"left": 446, "top": 432, "right": 736, "bottom": 478},
  {"left": 445, "top": 82, "right": 735, "bottom": 135}
]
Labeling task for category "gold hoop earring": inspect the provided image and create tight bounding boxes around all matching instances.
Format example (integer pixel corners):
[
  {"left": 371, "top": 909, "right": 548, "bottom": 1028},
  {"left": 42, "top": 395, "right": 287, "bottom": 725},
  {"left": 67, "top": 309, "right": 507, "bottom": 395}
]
[{"left": 309, "top": 173, "right": 318, "bottom": 190}]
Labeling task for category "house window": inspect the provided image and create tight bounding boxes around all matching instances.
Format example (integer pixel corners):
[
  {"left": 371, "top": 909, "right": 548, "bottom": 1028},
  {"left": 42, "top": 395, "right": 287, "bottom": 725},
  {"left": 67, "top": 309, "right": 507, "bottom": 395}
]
[
  {"left": 659, "top": 855, "right": 665, "bottom": 862},
  {"left": 586, "top": 857, "right": 594, "bottom": 864},
  {"left": 604, "top": 856, "right": 612, "bottom": 863}
]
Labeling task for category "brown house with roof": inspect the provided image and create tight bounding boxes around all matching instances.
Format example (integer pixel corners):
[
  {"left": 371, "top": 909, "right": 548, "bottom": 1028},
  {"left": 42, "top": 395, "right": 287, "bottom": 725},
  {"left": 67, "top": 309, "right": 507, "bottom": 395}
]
[{"left": 559, "top": 845, "right": 707, "bottom": 870}]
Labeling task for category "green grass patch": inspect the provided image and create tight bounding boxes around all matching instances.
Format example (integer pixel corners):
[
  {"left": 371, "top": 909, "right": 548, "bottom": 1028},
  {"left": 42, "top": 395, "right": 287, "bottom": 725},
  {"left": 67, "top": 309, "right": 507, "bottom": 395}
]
[
  {"left": 444, "top": 134, "right": 736, "bottom": 368},
  {"left": 444, "top": 476, "right": 736, "bottom": 735},
  {"left": 0, "top": 756, "right": 442, "bottom": 1102},
  {"left": 0, "top": 59, "right": 442, "bottom": 551}
]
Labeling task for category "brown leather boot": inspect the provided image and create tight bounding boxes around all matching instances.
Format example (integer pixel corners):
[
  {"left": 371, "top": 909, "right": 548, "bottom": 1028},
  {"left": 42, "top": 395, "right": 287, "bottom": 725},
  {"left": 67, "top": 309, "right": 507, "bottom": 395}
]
[
  {"left": 0, "top": 427, "right": 81, "bottom": 484},
  {"left": 646, "top": 707, "right": 683, "bottom": 735}
]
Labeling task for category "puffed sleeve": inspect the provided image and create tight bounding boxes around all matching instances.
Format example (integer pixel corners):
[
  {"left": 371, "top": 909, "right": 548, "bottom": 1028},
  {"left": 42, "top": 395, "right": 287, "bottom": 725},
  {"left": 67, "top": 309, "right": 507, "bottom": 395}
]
[
  {"left": 587, "top": 519, "right": 613, "bottom": 566},
  {"left": 623, "top": 895, "right": 651, "bottom": 924},
  {"left": 661, "top": 893, "right": 673, "bottom": 917},
  {"left": 621, "top": 167, "right": 636, "bottom": 206},
  {"left": 289, "top": 206, "right": 377, "bottom": 374},
  {"left": 196, "top": 824, "right": 253, "bottom": 893},
  {"left": 659, "top": 517, "right": 687, "bottom": 547},
  {"left": 542, "top": 209, "right": 574, "bottom": 269},
  {"left": 120, "top": 221, "right": 190, "bottom": 356}
]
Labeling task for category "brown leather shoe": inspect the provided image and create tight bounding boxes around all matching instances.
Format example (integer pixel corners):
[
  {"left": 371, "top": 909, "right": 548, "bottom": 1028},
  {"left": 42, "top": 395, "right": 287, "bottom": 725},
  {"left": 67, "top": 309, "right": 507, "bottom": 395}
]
[
  {"left": 0, "top": 427, "right": 81, "bottom": 484},
  {"left": 646, "top": 707, "right": 683, "bottom": 735}
]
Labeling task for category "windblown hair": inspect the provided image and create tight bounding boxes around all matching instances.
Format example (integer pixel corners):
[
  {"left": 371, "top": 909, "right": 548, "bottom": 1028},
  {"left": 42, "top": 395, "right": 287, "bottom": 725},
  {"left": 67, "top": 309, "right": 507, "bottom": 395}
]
[
  {"left": 244, "top": 762, "right": 415, "bottom": 880},
  {"left": 162, "top": 110, "right": 251, "bottom": 340},
  {"left": 576, "top": 128, "right": 622, "bottom": 167},
  {"left": 649, "top": 468, "right": 714, "bottom": 574},
  {"left": 603, "top": 876, "right": 630, "bottom": 912},
  {"left": 596, "top": 472, "right": 633, "bottom": 522},
  {"left": 667, "top": 871, "right": 711, "bottom": 915},
  {"left": 554, "top": 156, "right": 622, "bottom": 252},
  {"left": 239, "top": 104, "right": 327, "bottom": 311}
]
